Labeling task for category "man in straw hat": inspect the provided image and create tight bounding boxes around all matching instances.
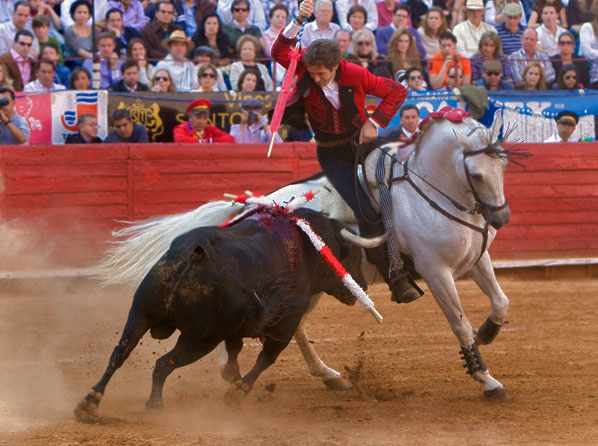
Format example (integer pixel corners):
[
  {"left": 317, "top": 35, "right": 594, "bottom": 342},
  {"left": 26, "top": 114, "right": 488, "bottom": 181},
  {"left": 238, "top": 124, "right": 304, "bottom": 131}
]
[
  {"left": 272, "top": 0, "right": 423, "bottom": 304},
  {"left": 452, "top": 0, "right": 496, "bottom": 58},
  {"left": 544, "top": 111, "right": 579, "bottom": 143},
  {"left": 174, "top": 98, "right": 234, "bottom": 143},
  {"left": 155, "top": 29, "right": 197, "bottom": 91}
]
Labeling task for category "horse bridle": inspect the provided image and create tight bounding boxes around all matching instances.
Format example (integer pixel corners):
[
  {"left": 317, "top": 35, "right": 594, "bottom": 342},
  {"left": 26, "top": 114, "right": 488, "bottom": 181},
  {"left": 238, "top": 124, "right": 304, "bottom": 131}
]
[{"left": 463, "top": 147, "right": 509, "bottom": 216}]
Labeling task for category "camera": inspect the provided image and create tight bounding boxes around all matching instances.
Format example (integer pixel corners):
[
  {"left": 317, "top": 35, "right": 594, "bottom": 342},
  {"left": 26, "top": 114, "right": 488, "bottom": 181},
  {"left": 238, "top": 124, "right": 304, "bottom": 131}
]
[
  {"left": 0, "top": 97, "right": 9, "bottom": 106},
  {"left": 248, "top": 111, "right": 258, "bottom": 122}
]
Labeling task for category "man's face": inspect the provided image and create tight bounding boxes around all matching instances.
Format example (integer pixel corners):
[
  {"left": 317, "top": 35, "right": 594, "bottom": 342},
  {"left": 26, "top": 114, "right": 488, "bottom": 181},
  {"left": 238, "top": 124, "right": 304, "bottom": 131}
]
[
  {"left": 440, "top": 39, "right": 455, "bottom": 57},
  {"left": 80, "top": 116, "right": 98, "bottom": 139},
  {"left": 314, "top": 2, "right": 333, "bottom": 25},
  {"left": 33, "top": 24, "right": 49, "bottom": 41},
  {"left": 123, "top": 66, "right": 139, "bottom": 87},
  {"left": 482, "top": 68, "right": 502, "bottom": 89},
  {"left": 447, "top": 66, "right": 463, "bottom": 88},
  {"left": 169, "top": 41, "right": 188, "bottom": 60},
  {"left": 156, "top": 3, "right": 174, "bottom": 25},
  {"left": 37, "top": 62, "right": 55, "bottom": 87},
  {"left": 558, "top": 35, "right": 574, "bottom": 56},
  {"left": 14, "top": 34, "right": 33, "bottom": 57},
  {"left": 189, "top": 112, "right": 209, "bottom": 132},
  {"left": 113, "top": 117, "right": 134, "bottom": 139},
  {"left": 98, "top": 38, "right": 115, "bottom": 58},
  {"left": 306, "top": 64, "right": 338, "bottom": 88},
  {"left": 41, "top": 46, "right": 59, "bottom": 62},
  {"left": 0, "top": 92, "right": 14, "bottom": 116},
  {"left": 521, "top": 29, "right": 538, "bottom": 53},
  {"left": 557, "top": 122, "right": 576, "bottom": 141},
  {"left": 400, "top": 109, "right": 419, "bottom": 133},
  {"left": 232, "top": 1, "right": 249, "bottom": 24},
  {"left": 13, "top": 5, "right": 30, "bottom": 29},
  {"left": 334, "top": 32, "right": 351, "bottom": 54},
  {"left": 504, "top": 14, "right": 521, "bottom": 31},
  {"left": 467, "top": 9, "right": 483, "bottom": 24},
  {"left": 393, "top": 8, "right": 409, "bottom": 28},
  {"left": 541, "top": 6, "right": 557, "bottom": 26},
  {"left": 406, "top": 70, "right": 424, "bottom": 90},
  {"left": 107, "top": 12, "right": 123, "bottom": 30}
]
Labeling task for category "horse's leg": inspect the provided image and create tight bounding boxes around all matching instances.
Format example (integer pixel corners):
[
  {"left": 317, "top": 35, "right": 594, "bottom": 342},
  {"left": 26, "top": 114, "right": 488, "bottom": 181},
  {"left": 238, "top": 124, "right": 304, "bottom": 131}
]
[
  {"left": 146, "top": 333, "right": 220, "bottom": 409},
  {"left": 293, "top": 294, "right": 349, "bottom": 391},
  {"left": 74, "top": 312, "right": 151, "bottom": 423},
  {"left": 470, "top": 252, "right": 509, "bottom": 345},
  {"left": 219, "top": 337, "right": 243, "bottom": 383},
  {"left": 421, "top": 265, "right": 506, "bottom": 400}
]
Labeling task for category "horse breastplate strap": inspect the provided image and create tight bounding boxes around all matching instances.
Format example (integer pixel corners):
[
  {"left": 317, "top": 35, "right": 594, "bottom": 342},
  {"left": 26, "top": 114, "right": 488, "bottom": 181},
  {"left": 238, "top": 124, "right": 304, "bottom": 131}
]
[{"left": 390, "top": 158, "right": 490, "bottom": 264}]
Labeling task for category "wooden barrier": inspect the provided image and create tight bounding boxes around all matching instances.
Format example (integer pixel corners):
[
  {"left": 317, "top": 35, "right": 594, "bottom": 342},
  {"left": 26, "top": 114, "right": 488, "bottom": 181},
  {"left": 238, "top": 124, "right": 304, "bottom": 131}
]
[{"left": 0, "top": 142, "right": 596, "bottom": 267}]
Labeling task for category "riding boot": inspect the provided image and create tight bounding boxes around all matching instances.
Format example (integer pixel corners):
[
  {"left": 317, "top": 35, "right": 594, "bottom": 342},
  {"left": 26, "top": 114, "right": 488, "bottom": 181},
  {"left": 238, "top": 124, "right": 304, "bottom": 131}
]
[{"left": 365, "top": 244, "right": 422, "bottom": 304}]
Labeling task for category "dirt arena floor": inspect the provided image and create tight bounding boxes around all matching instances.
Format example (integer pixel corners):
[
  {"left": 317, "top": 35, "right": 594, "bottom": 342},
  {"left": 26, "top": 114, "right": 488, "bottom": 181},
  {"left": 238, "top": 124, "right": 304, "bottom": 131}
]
[{"left": 0, "top": 274, "right": 597, "bottom": 446}]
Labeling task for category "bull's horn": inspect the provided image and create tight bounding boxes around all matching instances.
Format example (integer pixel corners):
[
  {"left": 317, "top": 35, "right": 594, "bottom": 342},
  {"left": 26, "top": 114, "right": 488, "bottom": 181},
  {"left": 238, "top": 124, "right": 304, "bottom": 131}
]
[{"left": 340, "top": 229, "right": 391, "bottom": 248}]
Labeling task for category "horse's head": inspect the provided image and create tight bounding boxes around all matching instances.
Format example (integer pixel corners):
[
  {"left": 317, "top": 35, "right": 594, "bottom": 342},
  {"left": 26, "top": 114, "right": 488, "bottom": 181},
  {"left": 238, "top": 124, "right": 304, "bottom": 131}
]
[{"left": 455, "top": 111, "right": 511, "bottom": 230}]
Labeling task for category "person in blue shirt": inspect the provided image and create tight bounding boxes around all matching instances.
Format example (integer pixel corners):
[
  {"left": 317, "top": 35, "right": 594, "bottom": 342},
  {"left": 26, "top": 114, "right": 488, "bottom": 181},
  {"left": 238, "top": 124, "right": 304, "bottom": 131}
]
[
  {"left": 474, "top": 59, "right": 514, "bottom": 90},
  {"left": 104, "top": 109, "right": 149, "bottom": 143}
]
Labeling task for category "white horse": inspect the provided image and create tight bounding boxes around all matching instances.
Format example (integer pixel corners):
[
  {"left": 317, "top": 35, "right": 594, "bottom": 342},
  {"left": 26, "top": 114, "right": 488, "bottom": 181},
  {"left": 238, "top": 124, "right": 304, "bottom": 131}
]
[{"left": 96, "top": 109, "right": 516, "bottom": 399}]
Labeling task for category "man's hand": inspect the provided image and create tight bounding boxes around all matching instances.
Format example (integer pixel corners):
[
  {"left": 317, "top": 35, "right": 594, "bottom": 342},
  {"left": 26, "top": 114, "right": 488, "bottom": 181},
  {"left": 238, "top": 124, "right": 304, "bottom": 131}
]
[
  {"left": 298, "top": 0, "right": 313, "bottom": 22},
  {"left": 359, "top": 120, "right": 378, "bottom": 144},
  {"left": 0, "top": 108, "right": 8, "bottom": 123}
]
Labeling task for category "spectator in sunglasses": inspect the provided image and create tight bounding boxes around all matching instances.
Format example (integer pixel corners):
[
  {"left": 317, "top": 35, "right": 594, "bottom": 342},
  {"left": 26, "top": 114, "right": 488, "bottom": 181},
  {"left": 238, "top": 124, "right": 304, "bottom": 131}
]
[
  {"left": 193, "top": 63, "right": 221, "bottom": 92},
  {"left": 217, "top": 0, "right": 267, "bottom": 32},
  {"left": 474, "top": 59, "right": 513, "bottom": 90},
  {"left": 554, "top": 64, "right": 583, "bottom": 90},
  {"left": 550, "top": 31, "right": 589, "bottom": 88},
  {"left": 222, "top": 0, "right": 264, "bottom": 57},
  {"left": 403, "top": 66, "right": 428, "bottom": 90},
  {"left": 150, "top": 69, "right": 178, "bottom": 92},
  {"left": 0, "top": 29, "right": 36, "bottom": 91}
]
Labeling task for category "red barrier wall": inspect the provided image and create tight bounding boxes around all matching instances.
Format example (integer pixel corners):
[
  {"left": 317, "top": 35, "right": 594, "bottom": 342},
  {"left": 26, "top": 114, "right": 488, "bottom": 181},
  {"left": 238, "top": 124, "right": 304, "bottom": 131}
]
[{"left": 1, "top": 142, "right": 596, "bottom": 267}]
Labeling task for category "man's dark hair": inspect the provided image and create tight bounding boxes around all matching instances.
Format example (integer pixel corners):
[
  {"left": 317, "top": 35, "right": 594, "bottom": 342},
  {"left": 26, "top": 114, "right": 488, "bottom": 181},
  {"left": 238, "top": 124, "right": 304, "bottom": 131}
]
[
  {"left": 121, "top": 59, "right": 139, "bottom": 74},
  {"left": 439, "top": 30, "right": 457, "bottom": 44},
  {"left": 40, "top": 41, "right": 60, "bottom": 57},
  {"left": 302, "top": 39, "right": 342, "bottom": 71},
  {"left": 112, "top": 109, "right": 131, "bottom": 122},
  {"left": 156, "top": 1, "right": 174, "bottom": 12},
  {"left": 78, "top": 113, "right": 96, "bottom": 126},
  {"left": 105, "top": 7, "right": 123, "bottom": 20},
  {"left": 32, "top": 14, "right": 51, "bottom": 28},
  {"left": 36, "top": 59, "right": 56, "bottom": 71},
  {"left": 98, "top": 31, "right": 116, "bottom": 44},
  {"left": 14, "top": 29, "right": 33, "bottom": 42},
  {"left": 0, "top": 87, "right": 15, "bottom": 101},
  {"left": 231, "top": 0, "right": 249, "bottom": 13},
  {"left": 394, "top": 4, "right": 410, "bottom": 14},
  {"left": 13, "top": 1, "right": 30, "bottom": 13},
  {"left": 400, "top": 104, "right": 419, "bottom": 117}
]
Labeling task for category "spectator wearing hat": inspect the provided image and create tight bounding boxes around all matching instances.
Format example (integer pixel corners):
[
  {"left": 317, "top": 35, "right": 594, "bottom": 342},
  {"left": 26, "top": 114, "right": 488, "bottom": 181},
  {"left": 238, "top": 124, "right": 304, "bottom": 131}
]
[
  {"left": 428, "top": 31, "right": 472, "bottom": 90},
  {"left": 229, "top": 98, "right": 283, "bottom": 144},
  {"left": 155, "top": 30, "right": 198, "bottom": 91},
  {"left": 452, "top": 0, "right": 496, "bottom": 58},
  {"left": 474, "top": 59, "right": 514, "bottom": 90},
  {"left": 495, "top": 3, "right": 526, "bottom": 56},
  {"left": 174, "top": 98, "right": 235, "bottom": 143},
  {"left": 545, "top": 111, "right": 579, "bottom": 142},
  {"left": 105, "top": 109, "right": 149, "bottom": 143},
  {"left": 222, "top": 0, "right": 263, "bottom": 57},
  {"left": 192, "top": 45, "right": 228, "bottom": 91},
  {"left": 508, "top": 28, "right": 556, "bottom": 85},
  {"left": 141, "top": 1, "right": 183, "bottom": 62},
  {"left": 536, "top": 4, "right": 567, "bottom": 57},
  {"left": 110, "top": 60, "right": 149, "bottom": 92},
  {"left": 485, "top": 0, "right": 527, "bottom": 27},
  {"left": 191, "top": 13, "right": 230, "bottom": 61},
  {"left": 82, "top": 32, "right": 122, "bottom": 89},
  {"left": 301, "top": 0, "right": 339, "bottom": 49}
]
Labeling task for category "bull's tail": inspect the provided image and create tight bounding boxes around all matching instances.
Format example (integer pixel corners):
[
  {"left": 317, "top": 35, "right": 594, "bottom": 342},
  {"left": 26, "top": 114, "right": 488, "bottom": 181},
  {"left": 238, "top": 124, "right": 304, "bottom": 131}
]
[{"left": 95, "top": 200, "right": 245, "bottom": 288}]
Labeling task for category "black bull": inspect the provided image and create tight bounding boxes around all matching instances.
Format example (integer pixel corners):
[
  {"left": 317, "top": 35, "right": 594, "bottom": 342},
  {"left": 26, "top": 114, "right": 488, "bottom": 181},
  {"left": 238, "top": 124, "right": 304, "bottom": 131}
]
[{"left": 75, "top": 208, "right": 365, "bottom": 421}]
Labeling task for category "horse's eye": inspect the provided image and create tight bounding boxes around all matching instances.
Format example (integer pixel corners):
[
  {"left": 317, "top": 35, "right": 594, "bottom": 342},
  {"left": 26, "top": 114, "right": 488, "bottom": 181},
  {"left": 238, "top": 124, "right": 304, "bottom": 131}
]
[{"left": 470, "top": 172, "right": 483, "bottom": 181}]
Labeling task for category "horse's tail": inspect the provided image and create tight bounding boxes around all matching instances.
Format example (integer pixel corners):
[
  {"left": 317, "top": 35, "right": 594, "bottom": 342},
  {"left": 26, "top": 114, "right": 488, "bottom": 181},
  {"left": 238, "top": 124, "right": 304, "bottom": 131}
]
[{"left": 94, "top": 200, "right": 246, "bottom": 288}]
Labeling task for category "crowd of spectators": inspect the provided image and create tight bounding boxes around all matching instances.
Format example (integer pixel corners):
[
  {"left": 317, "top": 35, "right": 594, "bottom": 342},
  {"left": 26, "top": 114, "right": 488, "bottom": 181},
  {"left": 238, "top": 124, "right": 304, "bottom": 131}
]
[{"left": 0, "top": 0, "right": 596, "bottom": 144}]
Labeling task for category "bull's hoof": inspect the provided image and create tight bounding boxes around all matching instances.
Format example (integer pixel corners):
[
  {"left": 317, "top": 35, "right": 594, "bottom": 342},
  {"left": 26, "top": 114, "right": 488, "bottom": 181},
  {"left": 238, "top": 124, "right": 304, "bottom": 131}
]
[
  {"left": 483, "top": 386, "right": 508, "bottom": 401},
  {"left": 220, "top": 364, "right": 242, "bottom": 384},
  {"left": 323, "top": 377, "right": 350, "bottom": 391},
  {"left": 224, "top": 381, "right": 250, "bottom": 406},
  {"left": 74, "top": 390, "right": 103, "bottom": 424},
  {"left": 145, "top": 399, "right": 164, "bottom": 411}
]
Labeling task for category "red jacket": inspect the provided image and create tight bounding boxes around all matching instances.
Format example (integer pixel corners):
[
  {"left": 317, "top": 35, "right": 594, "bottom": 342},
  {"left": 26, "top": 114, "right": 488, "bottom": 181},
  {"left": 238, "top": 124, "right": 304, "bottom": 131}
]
[
  {"left": 173, "top": 122, "right": 235, "bottom": 143},
  {"left": 271, "top": 33, "right": 407, "bottom": 130}
]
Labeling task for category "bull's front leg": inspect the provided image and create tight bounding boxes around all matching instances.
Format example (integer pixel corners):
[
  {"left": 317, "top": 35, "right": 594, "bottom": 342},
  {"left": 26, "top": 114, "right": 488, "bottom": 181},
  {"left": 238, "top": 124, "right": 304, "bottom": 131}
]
[
  {"left": 219, "top": 337, "right": 243, "bottom": 383},
  {"left": 293, "top": 294, "right": 349, "bottom": 390}
]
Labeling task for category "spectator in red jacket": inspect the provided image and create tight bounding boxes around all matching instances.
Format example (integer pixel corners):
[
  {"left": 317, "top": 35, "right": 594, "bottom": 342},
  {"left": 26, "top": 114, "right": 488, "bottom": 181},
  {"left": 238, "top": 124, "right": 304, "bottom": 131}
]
[{"left": 173, "top": 98, "right": 234, "bottom": 143}]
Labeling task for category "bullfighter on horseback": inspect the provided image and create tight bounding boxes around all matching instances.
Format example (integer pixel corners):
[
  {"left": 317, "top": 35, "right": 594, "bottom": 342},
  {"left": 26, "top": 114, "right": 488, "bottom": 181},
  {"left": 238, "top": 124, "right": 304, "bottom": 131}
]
[{"left": 271, "top": 0, "right": 420, "bottom": 303}]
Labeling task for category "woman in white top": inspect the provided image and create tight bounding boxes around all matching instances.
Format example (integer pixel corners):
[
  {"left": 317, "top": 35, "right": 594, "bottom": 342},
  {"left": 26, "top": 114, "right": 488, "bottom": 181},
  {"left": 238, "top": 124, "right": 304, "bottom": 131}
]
[
  {"left": 229, "top": 35, "right": 273, "bottom": 92},
  {"left": 417, "top": 7, "right": 448, "bottom": 60}
]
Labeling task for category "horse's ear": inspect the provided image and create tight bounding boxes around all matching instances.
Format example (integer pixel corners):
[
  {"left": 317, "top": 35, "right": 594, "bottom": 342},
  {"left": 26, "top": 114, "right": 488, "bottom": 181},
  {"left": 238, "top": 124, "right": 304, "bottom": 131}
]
[
  {"left": 454, "top": 130, "right": 473, "bottom": 152},
  {"left": 490, "top": 109, "right": 503, "bottom": 144}
]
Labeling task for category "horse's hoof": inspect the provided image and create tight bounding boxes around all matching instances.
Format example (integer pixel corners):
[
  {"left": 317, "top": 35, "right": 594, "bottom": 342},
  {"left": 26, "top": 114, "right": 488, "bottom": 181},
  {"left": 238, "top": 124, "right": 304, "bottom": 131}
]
[
  {"left": 323, "top": 377, "right": 350, "bottom": 391},
  {"left": 484, "top": 386, "right": 508, "bottom": 401}
]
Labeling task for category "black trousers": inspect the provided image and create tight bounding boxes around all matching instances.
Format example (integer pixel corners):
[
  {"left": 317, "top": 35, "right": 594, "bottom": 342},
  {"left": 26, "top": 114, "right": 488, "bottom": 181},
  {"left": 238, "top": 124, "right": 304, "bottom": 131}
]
[{"left": 317, "top": 143, "right": 392, "bottom": 280}]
